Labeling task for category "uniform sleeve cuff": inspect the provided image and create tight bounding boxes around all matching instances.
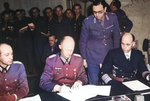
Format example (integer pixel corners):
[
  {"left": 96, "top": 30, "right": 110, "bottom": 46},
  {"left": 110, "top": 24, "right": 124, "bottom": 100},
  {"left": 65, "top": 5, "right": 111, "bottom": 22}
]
[
  {"left": 102, "top": 74, "right": 112, "bottom": 84},
  {"left": 13, "top": 94, "right": 17, "bottom": 101}
]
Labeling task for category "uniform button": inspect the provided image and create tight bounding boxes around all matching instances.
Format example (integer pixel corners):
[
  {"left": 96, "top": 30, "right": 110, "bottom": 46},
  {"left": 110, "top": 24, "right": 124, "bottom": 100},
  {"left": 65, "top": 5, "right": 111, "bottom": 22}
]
[
  {"left": 65, "top": 78, "right": 67, "bottom": 80},
  {"left": 122, "top": 76, "right": 124, "bottom": 78},
  {"left": 66, "top": 74, "right": 68, "bottom": 76},
  {"left": 105, "top": 44, "right": 106, "bottom": 45},
  {"left": 5, "top": 79, "right": 7, "bottom": 81},
  {"left": 74, "top": 72, "right": 76, "bottom": 74},
  {"left": 104, "top": 36, "right": 105, "bottom": 37},
  {"left": 120, "top": 70, "right": 122, "bottom": 72},
  {"left": 57, "top": 73, "right": 59, "bottom": 75},
  {"left": 74, "top": 23, "right": 76, "bottom": 25},
  {"left": 66, "top": 68, "right": 68, "bottom": 70},
  {"left": 131, "top": 76, "right": 132, "bottom": 78},
  {"left": 6, "top": 86, "right": 8, "bottom": 88},
  {"left": 103, "top": 30, "right": 105, "bottom": 32},
  {"left": 15, "top": 79, "right": 17, "bottom": 81}
]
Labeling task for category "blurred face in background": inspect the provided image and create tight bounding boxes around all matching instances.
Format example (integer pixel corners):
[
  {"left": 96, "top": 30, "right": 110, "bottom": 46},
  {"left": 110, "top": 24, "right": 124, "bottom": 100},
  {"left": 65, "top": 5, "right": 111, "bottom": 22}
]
[
  {"left": 48, "top": 36, "right": 57, "bottom": 47},
  {"left": 65, "top": 10, "right": 73, "bottom": 19},
  {"left": 16, "top": 11, "right": 22, "bottom": 20},
  {"left": 55, "top": 7, "right": 63, "bottom": 17},
  {"left": 32, "top": 9, "right": 39, "bottom": 18},
  {"left": 46, "top": 9, "right": 53, "bottom": 18},
  {"left": 74, "top": 6, "right": 81, "bottom": 15}
]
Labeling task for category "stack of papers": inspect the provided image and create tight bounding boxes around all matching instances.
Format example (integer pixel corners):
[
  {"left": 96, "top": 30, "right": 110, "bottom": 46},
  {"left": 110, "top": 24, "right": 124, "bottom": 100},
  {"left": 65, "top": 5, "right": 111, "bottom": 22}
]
[
  {"left": 123, "top": 80, "right": 150, "bottom": 91},
  {"left": 58, "top": 85, "right": 111, "bottom": 101}
]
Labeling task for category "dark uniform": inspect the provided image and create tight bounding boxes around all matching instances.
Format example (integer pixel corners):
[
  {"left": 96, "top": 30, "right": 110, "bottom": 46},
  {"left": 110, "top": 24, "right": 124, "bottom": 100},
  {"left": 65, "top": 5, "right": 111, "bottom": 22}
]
[
  {"left": 80, "top": 12, "right": 121, "bottom": 84},
  {"left": 40, "top": 53, "right": 88, "bottom": 92},
  {"left": 50, "top": 17, "right": 73, "bottom": 43},
  {"left": 14, "top": 17, "right": 35, "bottom": 75},
  {"left": 31, "top": 16, "right": 48, "bottom": 74},
  {"left": 41, "top": 43, "right": 60, "bottom": 65},
  {"left": 112, "top": 9, "right": 133, "bottom": 33},
  {"left": 72, "top": 14, "right": 85, "bottom": 54},
  {"left": 100, "top": 48, "right": 149, "bottom": 85}
]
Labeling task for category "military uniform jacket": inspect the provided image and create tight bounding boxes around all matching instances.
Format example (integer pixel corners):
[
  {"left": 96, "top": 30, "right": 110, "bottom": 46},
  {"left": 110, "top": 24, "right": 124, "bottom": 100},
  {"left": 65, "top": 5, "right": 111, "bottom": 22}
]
[
  {"left": 101, "top": 48, "right": 148, "bottom": 80},
  {"left": 0, "top": 61, "right": 29, "bottom": 100},
  {"left": 40, "top": 53, "right": 88, "bottom": 92},
  {"left": 113, "top": 9, "right": 133, "bottom": 32},
  {"left": 80, "top": 12, "right": 121, "bottom": 65}
]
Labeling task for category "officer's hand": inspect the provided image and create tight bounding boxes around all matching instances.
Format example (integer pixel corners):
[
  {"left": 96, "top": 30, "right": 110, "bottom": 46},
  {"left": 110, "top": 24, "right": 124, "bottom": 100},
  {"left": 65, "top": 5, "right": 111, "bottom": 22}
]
[
  {"left": 83, "top": 59, "right": 87, "bottom": 68},
  {"left": 146, "top": 74, "right": 150, "bottom": 81},
  {"left": 71, "top": 80, "right": 82, "bottom": 90},
  {"left": 60, "top": 85, "right": 71, "bottom": 93},
  {"left": 1, "top": 94, "right": 16, "bottom": 101}
]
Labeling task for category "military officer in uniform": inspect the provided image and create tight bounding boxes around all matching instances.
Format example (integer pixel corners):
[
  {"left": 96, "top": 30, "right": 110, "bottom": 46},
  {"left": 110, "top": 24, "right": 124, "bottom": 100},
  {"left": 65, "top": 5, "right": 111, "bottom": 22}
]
[
  {"left": 0, "top": 43, "right": 29, "bottom": 101},
  {"left": 72, "top": 3, "right": 86, "bottom": 54},
  {"left": 40, "top": 36, "right": 88, "bottom": 93},
  {"left": 100, "top": 33, "right": 150, "bottom": 85},
  {"left": 110, "top": 0, "right": 133, "bottom": 34},
  {"left": 79, "top": 0, "right": 121, "bottom": 85}
]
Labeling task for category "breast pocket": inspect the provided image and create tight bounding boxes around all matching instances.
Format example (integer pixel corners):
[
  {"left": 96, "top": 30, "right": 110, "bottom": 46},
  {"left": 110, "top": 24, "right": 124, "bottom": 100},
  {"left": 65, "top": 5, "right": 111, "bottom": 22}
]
[
  {"left": 105, "top": 25, "right": 114, "bottom": 33},
  {"left": 53, "top": 67, "right": 63, "bottom": 77}
]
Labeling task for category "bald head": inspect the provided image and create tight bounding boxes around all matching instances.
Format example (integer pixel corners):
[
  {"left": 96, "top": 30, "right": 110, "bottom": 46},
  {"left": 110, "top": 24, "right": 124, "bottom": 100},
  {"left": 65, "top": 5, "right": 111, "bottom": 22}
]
[
  {"left": 0, "top": 43, "right": 12, "bottom": 54},
  {"left": 121, "top": 33, "right": 135, "bottom": 53},
  {"left": 59, "top": 36, "right": 75, "bottom": 58},
  {"left": 0, "top": 43, "right": 13, "bottom": 67}
]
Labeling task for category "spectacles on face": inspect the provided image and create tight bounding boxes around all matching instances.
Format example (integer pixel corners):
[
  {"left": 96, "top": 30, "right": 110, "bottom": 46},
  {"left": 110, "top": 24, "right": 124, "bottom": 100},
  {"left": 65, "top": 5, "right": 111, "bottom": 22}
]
[{"left": 93, "top": 10, "right": 104, "bottom": 15}]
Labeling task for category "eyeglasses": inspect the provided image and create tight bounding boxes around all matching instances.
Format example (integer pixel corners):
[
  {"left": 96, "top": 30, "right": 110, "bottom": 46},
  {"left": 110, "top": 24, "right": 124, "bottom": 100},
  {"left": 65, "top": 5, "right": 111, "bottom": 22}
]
[{"left": 93, "top": 10, "right": 104, "bottom": 14}]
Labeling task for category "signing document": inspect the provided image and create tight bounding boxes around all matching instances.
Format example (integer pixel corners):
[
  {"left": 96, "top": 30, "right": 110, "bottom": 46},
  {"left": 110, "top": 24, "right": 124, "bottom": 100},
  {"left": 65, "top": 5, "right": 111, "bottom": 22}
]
[
  {"left": 57, "top": 85, "right": 111, "bottom": 101},
  {"left": 123, "top": 80, "right": 150, "bottom": 91}
]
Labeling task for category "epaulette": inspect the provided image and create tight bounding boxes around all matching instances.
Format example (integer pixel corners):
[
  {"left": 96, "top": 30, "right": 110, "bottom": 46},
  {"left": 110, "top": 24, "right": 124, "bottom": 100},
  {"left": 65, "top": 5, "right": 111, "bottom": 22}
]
[
  {"left": 13, "top": 61, "right": 22, "bottom": 64},
  {"left": 73, "top": 53, "right": 81, "bottom": 57},
  {"left": 48, "top": 54, "right": 57, "bottom": 59}
]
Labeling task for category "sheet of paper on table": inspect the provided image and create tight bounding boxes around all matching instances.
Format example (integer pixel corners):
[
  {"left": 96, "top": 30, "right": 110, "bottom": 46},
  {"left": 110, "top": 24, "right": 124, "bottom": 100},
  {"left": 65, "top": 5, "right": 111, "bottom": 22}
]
[
  {"left": 57, "top": 85, "right": 111, "bottom": 101},
  {"left": 20, "top": 94, "right": 41, "bottom": 101},
  {"left": 123, "top": 80, "right": 150, "bottom": 91}
]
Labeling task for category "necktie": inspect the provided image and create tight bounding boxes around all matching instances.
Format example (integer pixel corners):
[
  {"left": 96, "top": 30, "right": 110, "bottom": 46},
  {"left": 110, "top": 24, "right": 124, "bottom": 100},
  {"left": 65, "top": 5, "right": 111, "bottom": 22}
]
[{"left": 126, "top": 54, "right": 130, "bottom": 61}]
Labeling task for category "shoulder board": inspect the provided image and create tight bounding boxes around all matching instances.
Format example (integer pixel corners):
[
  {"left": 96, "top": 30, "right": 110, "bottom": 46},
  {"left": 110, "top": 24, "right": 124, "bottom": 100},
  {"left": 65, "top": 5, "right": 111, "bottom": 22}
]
[
  {"left": 73, "top": 53, "right": 81, "bottom": 57},
  {"left": 13, "top": 61, "right": 22, "bottom": 64},
  {"left": 48, "top": 54, "right": 57, "bottom": 59}
]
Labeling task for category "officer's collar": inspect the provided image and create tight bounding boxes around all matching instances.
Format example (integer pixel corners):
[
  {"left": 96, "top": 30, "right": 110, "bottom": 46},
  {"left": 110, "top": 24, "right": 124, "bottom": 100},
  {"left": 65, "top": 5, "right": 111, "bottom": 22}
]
[
  {"left": 59, "top": 52, "right": 71, "bottom": 65},
  {"left": 0, "top": 65, "right": 10, "bottom": 73}
]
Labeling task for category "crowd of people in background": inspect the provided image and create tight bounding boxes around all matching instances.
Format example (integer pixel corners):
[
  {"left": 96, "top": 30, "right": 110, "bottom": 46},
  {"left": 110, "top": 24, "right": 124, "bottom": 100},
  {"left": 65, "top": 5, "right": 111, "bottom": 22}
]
[
  {"left": 0, "top": 2, "right": 85, "bottom": 76},
  {"left": 1, "top": 0, "right": 150, "bottom": 100},
  {"left": 0, "top": 0, "right": 133, "bottom": 77}
]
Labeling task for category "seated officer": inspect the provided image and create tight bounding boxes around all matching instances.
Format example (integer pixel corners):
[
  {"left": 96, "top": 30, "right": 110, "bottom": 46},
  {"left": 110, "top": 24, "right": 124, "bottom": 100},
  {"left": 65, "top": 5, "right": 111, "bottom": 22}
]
[
  {"left": 100, "top": 33, "right": 150, "bottom": 85},
  {"left": 0, "top": 43, "right": 29, "bottom": 101},
  {"left": 41, "top": 34, "right": 60, "bottom": 65},
  {"left": 40, "top": 36, "right": 88, "bottom": 93}
]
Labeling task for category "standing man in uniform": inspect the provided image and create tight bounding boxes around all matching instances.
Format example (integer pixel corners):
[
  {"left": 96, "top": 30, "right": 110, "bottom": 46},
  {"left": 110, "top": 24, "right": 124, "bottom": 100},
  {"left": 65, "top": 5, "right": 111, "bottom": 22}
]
[
  {"left": 80, "top": 0, "right": 121, "bottom": 85},
  {"left": 110, "top": 0, "right": 133, "bottom": 34},
  {"left": 40, "top": 36, "right": 88, "bottom": 92},
  {"left": 0, "top": 43, "right": 29, "bottom": 101},
  {"left": 72, "top": 4, "right": 86, "bottom": 54}
]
